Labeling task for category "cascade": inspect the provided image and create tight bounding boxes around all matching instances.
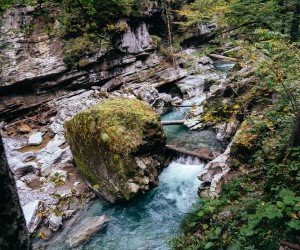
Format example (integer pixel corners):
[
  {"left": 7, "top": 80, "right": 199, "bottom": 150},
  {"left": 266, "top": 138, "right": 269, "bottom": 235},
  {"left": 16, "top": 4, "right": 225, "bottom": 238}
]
[{"left": 37, "top": 61, "right": 233, "bottom": 249}]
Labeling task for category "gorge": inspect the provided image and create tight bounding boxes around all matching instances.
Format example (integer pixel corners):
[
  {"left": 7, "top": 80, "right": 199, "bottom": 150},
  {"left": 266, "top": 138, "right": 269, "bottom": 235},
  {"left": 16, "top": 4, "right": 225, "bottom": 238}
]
[{"left": 1, "top": 1, "right": 300, "bottom": 249}]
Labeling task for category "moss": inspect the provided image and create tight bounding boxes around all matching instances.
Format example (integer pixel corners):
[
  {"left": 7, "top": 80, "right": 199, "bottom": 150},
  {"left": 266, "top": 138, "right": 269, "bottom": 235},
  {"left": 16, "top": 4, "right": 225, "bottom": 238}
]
[
  {"left": 65, "top": 98, "right": 165, "bottom": 202},
  {"left": 231, "top": 120, "right": 259, "bottom": 162},
  {"left": 150, "top": 35, "right": 161, "bottom": 48}
]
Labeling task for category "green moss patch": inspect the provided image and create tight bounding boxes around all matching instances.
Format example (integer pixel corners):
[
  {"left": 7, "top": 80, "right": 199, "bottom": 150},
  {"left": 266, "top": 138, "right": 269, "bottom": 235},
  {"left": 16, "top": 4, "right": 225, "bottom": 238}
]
[{"left": 64, "top": 98, "right": 165, "bottom": 203}]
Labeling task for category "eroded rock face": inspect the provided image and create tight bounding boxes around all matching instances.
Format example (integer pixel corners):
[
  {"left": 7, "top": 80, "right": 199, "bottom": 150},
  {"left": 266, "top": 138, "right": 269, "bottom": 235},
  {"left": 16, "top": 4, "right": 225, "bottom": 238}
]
[
  {"left": 0, "top": 5, "right": 159, "bottom": 120},
  {"left": 65, "top": 98, "right": 166, "bottom": 203}
]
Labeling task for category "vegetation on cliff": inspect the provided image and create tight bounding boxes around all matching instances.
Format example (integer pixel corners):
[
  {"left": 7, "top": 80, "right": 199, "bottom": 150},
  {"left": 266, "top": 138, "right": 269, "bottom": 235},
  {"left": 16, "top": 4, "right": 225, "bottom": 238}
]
[{"left": 170, "top": 0, "right": 300, "bottom": 249}]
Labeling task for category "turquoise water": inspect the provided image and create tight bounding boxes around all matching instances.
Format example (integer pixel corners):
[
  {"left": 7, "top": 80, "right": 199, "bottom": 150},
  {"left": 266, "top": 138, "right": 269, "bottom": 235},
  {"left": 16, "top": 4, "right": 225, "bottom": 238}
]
[
  {"left": 45, "top": 62, "right": 232, "bottom": 250},
  {"left": 161, "top": 97, "right": 222, "bottom": 151},
  {"left": 47, "top": 156, "right": 203, "bottom": 250},
  {"left": 45, "top": 106, "right": 208, "bottom": 250},
  {"left": 80, "top": 157, "right": 203, "bottom": 250},
  {"left": 213, "top": 60, "right": 235, "bottom": 79}
]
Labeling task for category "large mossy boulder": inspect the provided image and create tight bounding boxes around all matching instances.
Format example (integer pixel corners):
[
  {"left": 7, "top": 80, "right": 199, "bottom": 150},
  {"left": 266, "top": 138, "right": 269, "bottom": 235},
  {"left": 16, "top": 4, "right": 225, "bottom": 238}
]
[{"left": 65, "top": 98, "right": 166, "bottom": 203}]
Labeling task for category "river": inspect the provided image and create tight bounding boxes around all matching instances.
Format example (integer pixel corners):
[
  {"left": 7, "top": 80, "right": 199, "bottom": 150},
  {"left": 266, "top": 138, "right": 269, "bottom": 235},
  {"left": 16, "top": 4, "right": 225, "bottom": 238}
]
[{"left": 47, "top": 60, "right": 233, "bottom": 250}]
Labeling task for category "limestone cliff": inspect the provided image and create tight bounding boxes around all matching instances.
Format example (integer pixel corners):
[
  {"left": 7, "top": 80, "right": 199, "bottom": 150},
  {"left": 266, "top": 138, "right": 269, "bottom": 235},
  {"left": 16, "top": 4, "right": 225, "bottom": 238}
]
[{"left": 0, "top": 4, "right": 177, "bottom": 120}]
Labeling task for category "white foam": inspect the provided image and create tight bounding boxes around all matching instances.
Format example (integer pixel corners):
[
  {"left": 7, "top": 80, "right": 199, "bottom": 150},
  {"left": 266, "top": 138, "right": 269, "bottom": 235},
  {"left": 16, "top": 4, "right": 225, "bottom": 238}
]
[{"left": 159, "top": 157, "right": 204, "bottom": 212}]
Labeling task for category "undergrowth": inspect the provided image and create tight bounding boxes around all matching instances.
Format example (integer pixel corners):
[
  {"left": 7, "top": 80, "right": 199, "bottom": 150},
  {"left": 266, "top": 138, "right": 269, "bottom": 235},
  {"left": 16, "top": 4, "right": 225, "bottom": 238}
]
[{"left": 171, "top": 31, "right": 300, "bottom": 249}]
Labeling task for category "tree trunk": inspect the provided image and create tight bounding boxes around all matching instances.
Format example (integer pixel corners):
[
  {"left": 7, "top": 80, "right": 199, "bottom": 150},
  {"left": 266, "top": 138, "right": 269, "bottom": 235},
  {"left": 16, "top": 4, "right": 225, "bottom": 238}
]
[
  {"left": 291, "top": 0, "right": 300, "bottom": 41},
  {"left": 208, "top": 54, "right": 238, "bottom": 62},
  {"left": 0, "top": 135, "right": 31, "bottom": 250},
  {"left": 161, "top": 120, "right": 185, "bottom": 125},
  {"left": 166, "top": 145, "right": 214, "bottom": 161},
  {"left": 289, "top": 109, "right": 300, "bottom": 147},
  {"left": 163, "top": 0, "right": 176, "bottom": 69}
]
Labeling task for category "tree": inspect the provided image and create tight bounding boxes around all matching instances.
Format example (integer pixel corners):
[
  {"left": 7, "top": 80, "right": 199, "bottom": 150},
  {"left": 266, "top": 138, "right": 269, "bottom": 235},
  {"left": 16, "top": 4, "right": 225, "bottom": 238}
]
[
  {"left": 289, "top": 109, "right": 300, "bottom": 147},
  {"left": 290, "top": 0, "right": 300, "bottom": 41},
  {"left": 0, "top": 135, "right": 31, "bottom": 250}
]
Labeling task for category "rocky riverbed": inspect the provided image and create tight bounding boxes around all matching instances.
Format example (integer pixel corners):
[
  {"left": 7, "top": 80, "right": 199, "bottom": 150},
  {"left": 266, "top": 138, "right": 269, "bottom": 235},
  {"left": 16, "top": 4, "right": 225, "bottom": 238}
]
[
  {"left": 1, "top": 57, "right": 228, "bottom": 247},
  {"left": 0, "top": 4, "right": 235, "bottom": 247}
]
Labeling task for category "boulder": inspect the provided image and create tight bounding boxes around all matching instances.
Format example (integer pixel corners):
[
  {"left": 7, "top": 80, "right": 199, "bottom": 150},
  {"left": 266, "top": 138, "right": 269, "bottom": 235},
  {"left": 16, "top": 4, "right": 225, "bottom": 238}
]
[
  {"left": 22, "top": 200, "right": 44, "bottom": 234},
  {"left": 68, "top": 215, "right": 109, "bottom": 248},
  {"left": 48, "top": 213, "right": 62, "bottom": 232},
  {"left": 65, "top": 98, "right": 166, "bottom": 203},
  {"left": 28, "top": 132, "right": 43, "bottom": 146},
  {"left": 133, "top": 85, "right": 172, "bottom": 114}
]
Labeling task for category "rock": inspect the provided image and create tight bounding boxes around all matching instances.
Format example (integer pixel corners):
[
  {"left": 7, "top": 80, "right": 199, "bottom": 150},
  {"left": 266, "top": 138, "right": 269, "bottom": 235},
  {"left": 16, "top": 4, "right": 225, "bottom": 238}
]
[
  {"left": 204, "top": 78, "right": 219, "bottom": 92},
  {"left": 119, "top": 22, "right": 153, "bottom": 54},
  {"left": 22, "top": 200, "right": 43, "bottom": 234},
  {"left": 134, "top": 85, "right": 159, "bottom": 104},
  {"left": 28, "top": 132, "right": 43, "bottom": 146},
  {"left": 176, "top": 75, "right": 206, "bottom": 99},
  {"left": 215, "top": 114, "right": 239, "bottom": 142},
  {"left": 13, "top": 162, "right": 38, "bottom": 179},
  {"left": 0, "top": 5, "right": 163, "bottom": 121},
  {"left": 62, "top": 210, "right": 76, "bottom": 220},
  {"left": 153, "top": 68, "right": 188, "bottom": 88},
  {"left": 18, "top": 124, "right": 31, "bottom": 134},
  {"left": 197, "top": 56, "right": 214, "bottom": 65},
  {"left": 16, "top": 180, "right": 32, "bottom": 191},
  {"left": 68, "top": 215, "right": 109, "bottom": 248},
  {"left": 21, "top": 152, "right": 36, "bottom": 162},
  {"left": 152, "top": 93, "right": 172, "bottom": 114},
  {"left": 65, "top": 98, "right": 166, "bottom": 203},
  {"left": 198, "top": 186, "right": 209, "bottom": 198},
  {"left": 133, "top": 85, "right": 172, "bottom": 114},
  {"left": 172, "top": 96, "right": 183, "bottom": 105},
  {"left": 48, "top": 213, "right": 62, "bottom": 232},
  {"left": 73, "top": 182, "right": 80, "bottom": 188},
  {"left": 198, "top": 144, "right": 231, "bottom": 198},
  {"left": 48, "top": 91, "right": 99, "bottom": 135}
]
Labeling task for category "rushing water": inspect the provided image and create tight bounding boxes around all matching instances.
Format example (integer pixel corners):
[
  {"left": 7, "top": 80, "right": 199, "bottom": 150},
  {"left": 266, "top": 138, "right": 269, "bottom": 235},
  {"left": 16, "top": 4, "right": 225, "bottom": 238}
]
[
  {"left": 80, "top": 157, "right": 203, "bottom": 250},
  {"left": 47, "top": 61, "right": 233, "bottom": 249},
  {"left": 47, "top": 156, "right": 203, "bottom": 250},
  {"left": 213, "top": 60, "right": 235, "bottom": 78}
]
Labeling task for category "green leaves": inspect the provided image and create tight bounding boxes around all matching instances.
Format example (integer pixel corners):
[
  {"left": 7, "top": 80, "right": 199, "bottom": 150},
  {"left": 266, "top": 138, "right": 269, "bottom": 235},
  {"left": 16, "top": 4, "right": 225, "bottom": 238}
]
[
  {"left": 204, "top": 242, "right": 214, "bottom": 249},
  {"left": 287, "top": 220, "right": 300, "bottom": 230}
]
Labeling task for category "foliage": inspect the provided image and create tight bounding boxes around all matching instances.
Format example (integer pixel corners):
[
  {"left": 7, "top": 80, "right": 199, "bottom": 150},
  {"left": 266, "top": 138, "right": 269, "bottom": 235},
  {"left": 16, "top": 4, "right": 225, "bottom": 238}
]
[
  {"left": 172, "top": 10, "right": 300, "bottom": 249},
  {"left": 175, "top": 0, "right": 229, "bottom": 32}
]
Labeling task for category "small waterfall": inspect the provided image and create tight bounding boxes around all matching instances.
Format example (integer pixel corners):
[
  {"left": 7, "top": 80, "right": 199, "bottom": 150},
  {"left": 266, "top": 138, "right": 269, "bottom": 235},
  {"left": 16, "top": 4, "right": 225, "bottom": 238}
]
[
  {"left": 159, "top": 156, "right": 204, "bottom": 213},
  {"left": 47, "top": 156, "right": 203, "bottom": 250},
  {"left": 47, "top": 62, "right": 234, "bottom": 249}
]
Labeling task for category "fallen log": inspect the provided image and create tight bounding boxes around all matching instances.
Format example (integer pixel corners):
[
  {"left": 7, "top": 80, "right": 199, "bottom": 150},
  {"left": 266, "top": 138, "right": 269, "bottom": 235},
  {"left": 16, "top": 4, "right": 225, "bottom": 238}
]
[
  {"left": 166, "top": 145, "right": 214, "bottom": 161},
  {"left": 280, "top": 240, "right": 300, "bottom": 250},
  {"left": 208, "top": 53, "right": 238, "bottom": 62},
  {"left": 161, "top": 120, "right": 185, "bottom": 125},
  {"left": 172, "top": 104, "right": 200, "bottom": 107}
]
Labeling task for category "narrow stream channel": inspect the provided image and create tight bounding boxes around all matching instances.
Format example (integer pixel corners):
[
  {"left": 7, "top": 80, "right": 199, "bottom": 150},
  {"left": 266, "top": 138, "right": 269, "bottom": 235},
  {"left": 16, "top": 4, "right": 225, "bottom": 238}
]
[
  {"left": 48, "top": 61, "right": 234, "bottom": 250},
  {"left": 81, "top": 156, "right": 203, "bottom": 250}
]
